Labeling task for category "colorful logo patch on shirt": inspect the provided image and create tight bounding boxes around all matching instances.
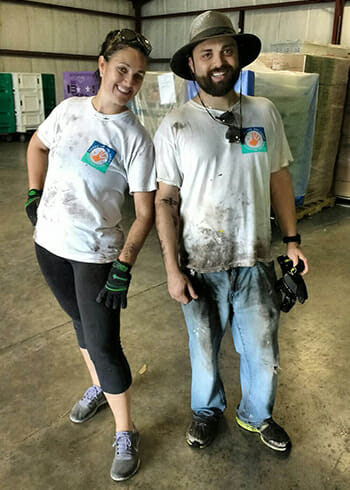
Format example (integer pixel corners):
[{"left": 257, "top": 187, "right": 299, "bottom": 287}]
[
  {"left": 241, "top": 127, "right": 267, "bottom": 154},
  {"left": 81, "top": 141, "right": 116, "bottom": 173}
]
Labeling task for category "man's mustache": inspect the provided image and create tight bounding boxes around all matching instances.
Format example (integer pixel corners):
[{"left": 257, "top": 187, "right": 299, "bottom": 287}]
[{"left": 208, "top": 65, "right": 234, "bottom": 77}]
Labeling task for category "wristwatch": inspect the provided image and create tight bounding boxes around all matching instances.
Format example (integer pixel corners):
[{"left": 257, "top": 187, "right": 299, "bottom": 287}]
[{"left": 283, "top": 233, "right": 301, "bottom": 245}]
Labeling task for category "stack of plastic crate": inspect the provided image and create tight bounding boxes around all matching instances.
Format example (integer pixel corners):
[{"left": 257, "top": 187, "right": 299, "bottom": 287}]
[
  {"left": 41, "top": 74, "right": 56, "bottom": 118},
  {"left": 0, "top": 73, "right": 16, "bottom": 136},
  {"left": 11, "top": 73, "right": 45, "bottom": 137}
]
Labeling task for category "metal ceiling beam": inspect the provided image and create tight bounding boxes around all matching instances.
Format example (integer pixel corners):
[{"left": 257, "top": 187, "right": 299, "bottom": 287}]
[
  {"left": 332, "top": 0, "right": 346, "bottom": 43},
  {"left": 141, "top": 0, "right": 335, "bottom": 20},
  {"left": 1, "top": 0, "right": 134, "bottom": 19},
  {"left": 0, "top": 49, "right": 97, "bottom": 61},
  {"left": 131, "top": 0, "right": 153, "bottom": 7}
]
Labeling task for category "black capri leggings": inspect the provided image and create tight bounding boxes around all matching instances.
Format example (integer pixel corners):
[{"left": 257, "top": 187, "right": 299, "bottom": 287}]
[{"left": 35, "top": 243, "right": 132, "bottom": 394}]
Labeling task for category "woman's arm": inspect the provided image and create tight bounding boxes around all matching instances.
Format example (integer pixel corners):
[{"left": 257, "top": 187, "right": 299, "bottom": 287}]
[
  {"left": 26, "top": 131, "right": 49, "bottom": 189},
  {"left": 118, "top": 191, "right": 155, "bottom": 266}
]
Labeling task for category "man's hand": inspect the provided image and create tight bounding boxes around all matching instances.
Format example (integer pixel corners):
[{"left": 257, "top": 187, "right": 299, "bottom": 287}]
[
  {"left": 96, "top": 260, "right": 132, "bottom": 309},
  {"left": 25, "top": 189, "right": 42, "bottom": 226},
  {"left": 276, "top": 255, "right": 308, "bottom": 312},
  {"left": 286, "top": 243, "right": 308, "bottom": 275},
  {"left": 168, "top": 270, "right": 198, "bottom": 304}
]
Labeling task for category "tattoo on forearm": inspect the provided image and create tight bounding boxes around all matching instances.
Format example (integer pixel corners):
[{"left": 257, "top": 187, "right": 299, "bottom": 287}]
[
  {"left": 160, "top": 197, "right": 178, "bottom": 207},
  {"left": 172, "top": 215, "right": 179, "bottom": 230},
  {"left": 122, "top": 242, "right": 138, "bottom": 261},
  {"left": 159, "top": 238, "right": 166, "bottom": 257}
]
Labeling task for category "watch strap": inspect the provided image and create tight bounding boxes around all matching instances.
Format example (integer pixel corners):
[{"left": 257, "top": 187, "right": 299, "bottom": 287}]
[{"left": 283, "top": 233, "right": 301, "bottom": 245}]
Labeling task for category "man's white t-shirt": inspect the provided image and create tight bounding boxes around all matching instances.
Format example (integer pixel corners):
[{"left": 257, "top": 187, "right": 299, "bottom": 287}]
[
  {"left": 154, "top": 96, "right": 292, "bottom": 273},
  {"left": 35, "top": 96, "right": 156, "bottom": 263}
]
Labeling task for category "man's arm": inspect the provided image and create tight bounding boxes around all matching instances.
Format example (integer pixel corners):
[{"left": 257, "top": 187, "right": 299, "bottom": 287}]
[
  {"left": 118, "top": 191, "right": 155, "bottom": 266},
  {"left": 155, "top": 182, "right": 197, "bottom": 304},
  {"left": 270, "top": 167, "right": 308, "bottom": 274}
]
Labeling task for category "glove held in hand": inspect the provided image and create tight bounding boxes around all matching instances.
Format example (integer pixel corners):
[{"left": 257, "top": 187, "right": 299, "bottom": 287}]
[
  {"left": 25, "top": 189, "right": 43, "bottom": 226},
  {"left": 276, "top": 255, "right": 308, "bottom": 313},
  {"left": 96, "top": 259, "right": 131, "bottom": 310}
]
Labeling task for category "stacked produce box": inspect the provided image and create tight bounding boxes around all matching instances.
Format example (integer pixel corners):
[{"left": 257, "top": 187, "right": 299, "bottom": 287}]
[{"left": 334, "top": 82, "right": 350, "bottom": 199}]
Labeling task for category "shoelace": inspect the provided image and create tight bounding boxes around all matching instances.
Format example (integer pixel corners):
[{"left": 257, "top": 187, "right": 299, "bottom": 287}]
[
  {"left": 113, "top": 432, "right": 135, "bottom": 456},
  {"left": 81, "top": 385, "right": 102, "bottom": 406}
]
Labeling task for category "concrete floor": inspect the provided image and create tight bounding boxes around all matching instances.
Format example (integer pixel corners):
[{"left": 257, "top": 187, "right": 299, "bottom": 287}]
[{"left": 1, "top": 139, "right": 350, "bottom": 490}]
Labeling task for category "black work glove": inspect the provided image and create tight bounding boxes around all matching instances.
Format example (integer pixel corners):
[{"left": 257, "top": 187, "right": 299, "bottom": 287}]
[
  {"left": 25, "top": 189, "right": 43, "bottom": 226},
  {"left": 96, "top": 259, "right": 132, "bottom": 310},
  {"left": 276, "top": 255, "right": 308, "bottom": 313}
]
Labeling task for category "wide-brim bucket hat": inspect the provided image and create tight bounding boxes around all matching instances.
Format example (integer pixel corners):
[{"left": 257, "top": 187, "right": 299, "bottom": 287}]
[{"left": 170, "top": 10, "right": 261, "bottom": 80}]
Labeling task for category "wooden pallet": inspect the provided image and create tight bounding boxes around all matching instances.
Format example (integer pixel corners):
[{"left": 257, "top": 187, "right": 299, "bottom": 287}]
[{"left": 296, "top": 196, "right": 336, "bottom": 220}]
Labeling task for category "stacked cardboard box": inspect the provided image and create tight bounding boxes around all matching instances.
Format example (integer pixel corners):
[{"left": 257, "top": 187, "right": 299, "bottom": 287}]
[
  {"left": 270, "top": 40, "right": 350, "bottom": 59},
  {"left": 304, "top": 56, "right": 349, "bottom": 204},
  {"left": 257, "top": 53, "right": 350, "bottom": 204},
  {"left": 334, "top": 83, "right": 350, "bottom": 198}
]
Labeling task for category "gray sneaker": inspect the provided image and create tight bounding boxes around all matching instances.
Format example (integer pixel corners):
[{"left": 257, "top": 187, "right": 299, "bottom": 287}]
[
  {"left": 69, "top": 385, "right": 107, "bottom": 424},
  {"left": 110, "top": 430, "right": 140, "bottom": 481}
]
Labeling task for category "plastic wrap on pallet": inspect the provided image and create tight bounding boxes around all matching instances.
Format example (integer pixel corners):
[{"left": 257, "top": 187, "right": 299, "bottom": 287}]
[
  {"left": 131, "top": 71, "right": 187, "bottom": 138},
  {"left": 255, "top": 53, "right": 350, "bottom": 204},
  {"left": 254, "top": 70, "right": 319, "bottom": 204}
]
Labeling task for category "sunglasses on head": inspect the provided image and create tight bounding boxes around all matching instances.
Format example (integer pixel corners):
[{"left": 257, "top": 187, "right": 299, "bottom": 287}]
[{"left": 111, "top": 28, "right": 152, "bottom": 56}]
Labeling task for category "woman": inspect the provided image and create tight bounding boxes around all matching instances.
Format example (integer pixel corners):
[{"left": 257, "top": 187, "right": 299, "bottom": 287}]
[{"left": 25, "top": 29, "right": 154, "bottom": 482}]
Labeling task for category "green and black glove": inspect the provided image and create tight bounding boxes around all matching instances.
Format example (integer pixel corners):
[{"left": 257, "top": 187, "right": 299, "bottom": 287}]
[
  {"left": 96, "top": 259, "right": 132, "bottom": 310},
  {"left": 25, "top": 189, "right": 43, "bottom": 226}
]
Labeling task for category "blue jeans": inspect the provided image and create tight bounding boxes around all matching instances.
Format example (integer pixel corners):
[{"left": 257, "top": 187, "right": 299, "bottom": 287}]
[{"left": 182, "top": 261, "right": 281, "bottom": 427}]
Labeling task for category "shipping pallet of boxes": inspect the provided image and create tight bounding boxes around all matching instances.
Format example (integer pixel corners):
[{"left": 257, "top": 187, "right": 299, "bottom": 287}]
[
  {"left": 258, "top": 48, "right": 350, "bottom": 218},
  {"left": 333, "top": 80, "right": 350, "bottom": 203}
]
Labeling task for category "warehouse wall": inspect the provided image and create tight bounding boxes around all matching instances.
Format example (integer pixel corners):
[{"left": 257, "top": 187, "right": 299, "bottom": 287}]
[
  {"left": 141, "top": 1, "right": 350, "bottom": 71},
  {"left": 342, "top": 6, "right": 350, "bottom": 46},
  {"left": 0, "top": 0, "right": 134, "bottom": 102}
]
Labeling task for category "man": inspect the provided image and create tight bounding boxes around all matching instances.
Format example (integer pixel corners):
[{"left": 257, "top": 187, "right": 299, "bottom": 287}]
[{"left": 154, "top": 10, "right": 308, "bottom": 452}]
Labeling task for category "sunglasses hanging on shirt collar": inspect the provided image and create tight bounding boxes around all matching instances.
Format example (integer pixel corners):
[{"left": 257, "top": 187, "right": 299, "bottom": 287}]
[
  {"left": 215, "top": 110, "right": 242, "bottom": 144},
  {"left": 195, "top": 87, "right": 243, "bottom": 144}
]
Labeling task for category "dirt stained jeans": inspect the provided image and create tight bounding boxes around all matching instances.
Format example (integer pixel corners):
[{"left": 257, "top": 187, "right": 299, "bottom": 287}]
[{"left": 182, "top": 261, "right": 281, "bottom": 427}]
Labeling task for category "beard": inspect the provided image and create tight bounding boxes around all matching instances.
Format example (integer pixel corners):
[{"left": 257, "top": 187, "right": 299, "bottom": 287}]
[{"left": 194, "top": 65, "right": 241, "bottom": 97}]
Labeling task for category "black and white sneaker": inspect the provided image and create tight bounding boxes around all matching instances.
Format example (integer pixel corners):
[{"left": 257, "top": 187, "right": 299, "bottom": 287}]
[
  {"left": 236, "top": 416, "right": 291, "bottom": 452},
  {"left": 186, "top": 411, "right": 222, "bottom": 449}
]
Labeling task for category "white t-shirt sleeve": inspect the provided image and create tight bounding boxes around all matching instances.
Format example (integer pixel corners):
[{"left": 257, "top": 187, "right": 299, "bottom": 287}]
[
  {"left": 154, "top": 119, "right": 183, "bottom": 189},
  {"left": 126, "top": 137, "right": 156, "bottom": 193},
  {"left": 267, "top": 100, "right": 293, "bottom": 173},
  {"left": 37, "top": 100, "right": 65, "bottom": 149}
]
